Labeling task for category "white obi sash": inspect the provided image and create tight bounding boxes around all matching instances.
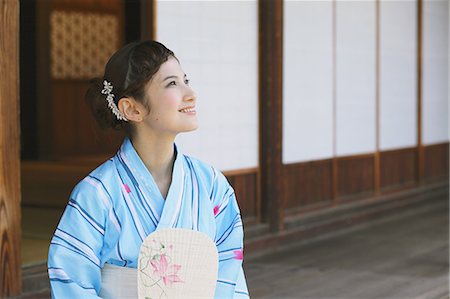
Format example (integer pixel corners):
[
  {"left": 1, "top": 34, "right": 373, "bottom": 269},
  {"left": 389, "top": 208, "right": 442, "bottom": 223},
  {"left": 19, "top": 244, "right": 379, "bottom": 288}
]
[{"left": 99, "top": 263, "right": 138, "bottom": 299}]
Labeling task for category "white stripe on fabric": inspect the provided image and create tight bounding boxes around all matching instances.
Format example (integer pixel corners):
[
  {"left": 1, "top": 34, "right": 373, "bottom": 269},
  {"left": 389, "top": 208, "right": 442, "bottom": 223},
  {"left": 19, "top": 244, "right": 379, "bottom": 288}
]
[
  {"left": 216, "top": 216, "right": 242, "bottom": 245},
  {"left": 54, "top": 229, "right": 100, "bottom": 266},
  {"left": 190, "top": 165, "right": 199, "bottom": 230},
  {"left": 235, "top": 290, "right": 249, "bottom": 295},
  {"left": 69, "top": 201, "right": 105, "bottom": 235},
  {"left": 170, "top": 166, "right": 185, "bottom": 227},
  {"left": 84, "top": 176, "right": 121, "bottom": 233},
  {"left": 215, "top": 188, "right": 234, "bottom": 217},
  {"left": 122, "top": 187, "right": 147, "bottom": 241},
  {"left": 48, "top": 268, "right": 70, "bottom": 280},
  {"left": 208, "top": 167, "right": 217, "bottom": 201},
  {"left": 119, "top": 151, "right": 160, "bottom": 222}
]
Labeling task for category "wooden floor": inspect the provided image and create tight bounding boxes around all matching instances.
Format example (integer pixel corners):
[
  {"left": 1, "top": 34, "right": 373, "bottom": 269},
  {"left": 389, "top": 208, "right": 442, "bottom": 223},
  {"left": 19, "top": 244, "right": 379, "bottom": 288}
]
[
  {"left": 17, "top": 193, "right": 448, "bottom": 299},
  {"left": 245, "top": 194, "right": 449, "bottom": 299}
]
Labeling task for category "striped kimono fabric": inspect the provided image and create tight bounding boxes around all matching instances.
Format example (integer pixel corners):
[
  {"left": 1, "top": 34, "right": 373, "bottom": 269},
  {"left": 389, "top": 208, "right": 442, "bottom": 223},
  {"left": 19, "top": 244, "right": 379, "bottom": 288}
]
[{"left": 47, "top": 138, "right": 249, "bottom": 298}]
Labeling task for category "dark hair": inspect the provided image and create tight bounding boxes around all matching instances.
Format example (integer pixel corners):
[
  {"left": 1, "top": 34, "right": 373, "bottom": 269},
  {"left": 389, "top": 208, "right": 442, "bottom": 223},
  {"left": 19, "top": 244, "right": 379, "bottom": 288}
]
[{"left": 85, "top": 40, "right": 176, "bottom": 131}]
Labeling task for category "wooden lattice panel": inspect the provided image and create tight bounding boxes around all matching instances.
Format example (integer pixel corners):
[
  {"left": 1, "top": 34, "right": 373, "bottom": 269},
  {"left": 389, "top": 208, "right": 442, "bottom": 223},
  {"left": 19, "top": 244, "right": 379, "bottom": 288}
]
[{"left": 50, "top": 10, "right": 119, "bottom": 79}]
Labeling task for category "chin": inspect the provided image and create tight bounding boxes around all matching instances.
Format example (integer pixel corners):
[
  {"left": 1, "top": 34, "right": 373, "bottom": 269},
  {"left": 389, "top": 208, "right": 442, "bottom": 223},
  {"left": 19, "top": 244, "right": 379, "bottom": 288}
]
[
  {"left": 183, "top": 123, "right": 199, "bottom": 132},
  {"left": 182, "top": 120, "right": 199, "bottom": 132}
]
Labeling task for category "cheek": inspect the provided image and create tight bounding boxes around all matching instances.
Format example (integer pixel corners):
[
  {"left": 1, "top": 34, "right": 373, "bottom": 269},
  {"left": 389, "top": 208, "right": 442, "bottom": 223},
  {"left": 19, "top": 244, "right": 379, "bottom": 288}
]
[
  {"left": 163, "top": 91, "right": 181, "bottom": 108},
  {"left": 149, "top": 91, "right": 180, "bottom": 119}
]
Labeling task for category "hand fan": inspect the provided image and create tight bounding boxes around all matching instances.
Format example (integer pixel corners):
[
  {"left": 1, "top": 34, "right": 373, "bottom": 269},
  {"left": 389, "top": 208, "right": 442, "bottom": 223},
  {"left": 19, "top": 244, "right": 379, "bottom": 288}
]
[{"left": 138, "top": 228, "right": 218, "bottom": 299}]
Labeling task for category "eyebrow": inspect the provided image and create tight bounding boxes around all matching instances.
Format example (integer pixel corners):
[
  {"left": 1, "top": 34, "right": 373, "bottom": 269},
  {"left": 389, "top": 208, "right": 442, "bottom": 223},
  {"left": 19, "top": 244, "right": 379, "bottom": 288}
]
[{"left": 161, "top": 74, "right": 187, "bottom": 83}]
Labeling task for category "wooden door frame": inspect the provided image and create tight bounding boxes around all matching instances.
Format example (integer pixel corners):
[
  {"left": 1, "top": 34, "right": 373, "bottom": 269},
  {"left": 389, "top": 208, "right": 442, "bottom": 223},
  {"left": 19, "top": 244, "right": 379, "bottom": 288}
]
[
  {"left": 0, "top": 1, "right": 21, "bottom": 297},
  {"left": 259, "top": 0, "right": 285, "bottom": 232}
]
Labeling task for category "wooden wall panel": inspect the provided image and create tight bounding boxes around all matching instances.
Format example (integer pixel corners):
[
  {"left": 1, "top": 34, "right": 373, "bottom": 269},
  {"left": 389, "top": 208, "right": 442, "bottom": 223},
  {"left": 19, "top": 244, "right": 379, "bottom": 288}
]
[
  {"left": 0, "top": 1, "right": 21, "bottom": 297},
  {"left": 423, "top": 142, "right": 449, "bottom": 181},
  {"left": 52, "top": 82, "right": 123, "bottom": 159},
  {"left": 380, "top": 148, "right": 417, "bottom": 191},
  {"left": 226, "top": 170, "right": 258, "bottom": 222},
  {"left": 36, "top": 0, "right": 124, "bottom": 160},
  {"left": 337, "top": 155, "right": 374, "bottom": 200},
  {"left": 284, "top": 160, "right": 333, "bottom": 211},
  {"left": 21, "top": 162, "right": 92, "bottom": 208}
]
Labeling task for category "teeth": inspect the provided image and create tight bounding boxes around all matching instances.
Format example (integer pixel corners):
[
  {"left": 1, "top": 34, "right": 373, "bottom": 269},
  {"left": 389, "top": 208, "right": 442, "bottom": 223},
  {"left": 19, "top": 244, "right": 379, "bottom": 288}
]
[{"left": 180, "top": 108, "right": 195, "bottom": 113}]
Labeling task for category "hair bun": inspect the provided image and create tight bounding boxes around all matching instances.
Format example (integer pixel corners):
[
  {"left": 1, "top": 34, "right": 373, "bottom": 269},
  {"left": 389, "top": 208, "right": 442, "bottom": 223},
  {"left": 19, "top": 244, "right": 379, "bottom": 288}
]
[{"left": 85, "top": 77, "right": 124, "bottom": 130}]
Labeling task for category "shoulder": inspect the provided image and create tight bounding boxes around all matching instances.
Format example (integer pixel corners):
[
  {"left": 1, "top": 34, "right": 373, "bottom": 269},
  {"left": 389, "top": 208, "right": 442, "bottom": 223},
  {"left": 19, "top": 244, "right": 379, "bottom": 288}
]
[
  {"left": 70, "top": 158, "right": 119, "bottom": 207},
  {"left": 182, "top": 154, "right": 234, "bottom": 207},
  {"left": 182, "top": 154, "right": 230, "bottom": 188}
]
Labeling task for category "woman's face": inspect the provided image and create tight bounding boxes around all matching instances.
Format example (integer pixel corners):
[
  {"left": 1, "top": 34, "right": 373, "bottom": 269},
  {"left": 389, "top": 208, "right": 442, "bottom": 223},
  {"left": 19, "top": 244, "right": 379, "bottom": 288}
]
[{"left": 142, "top": 57, "right": 198, "bottom": 135}]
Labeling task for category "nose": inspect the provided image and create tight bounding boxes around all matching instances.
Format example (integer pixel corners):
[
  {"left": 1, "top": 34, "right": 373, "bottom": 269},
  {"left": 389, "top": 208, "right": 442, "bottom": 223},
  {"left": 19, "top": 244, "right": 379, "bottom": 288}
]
[{"left": 184, "top": 85, "right": 197, "bottom": 103}]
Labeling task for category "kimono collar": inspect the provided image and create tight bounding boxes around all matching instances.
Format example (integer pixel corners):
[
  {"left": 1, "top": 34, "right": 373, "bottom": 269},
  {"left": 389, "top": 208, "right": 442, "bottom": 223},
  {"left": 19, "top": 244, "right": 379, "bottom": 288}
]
[
  {"left": 120, "top": 138, "right": 184, "bottom": 204},
  {"left": 118, "top": 138, "right": 216, "bottom": 239}
]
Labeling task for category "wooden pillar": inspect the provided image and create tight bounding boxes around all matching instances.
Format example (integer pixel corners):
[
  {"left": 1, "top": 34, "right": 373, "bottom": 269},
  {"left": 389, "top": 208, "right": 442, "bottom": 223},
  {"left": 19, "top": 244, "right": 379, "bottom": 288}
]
[
  {"left": 417, "top": 0, "right": 425, "bottom": 184},
  {"left": 374, "top": 0, "right": 381, "bottom": 196},
  {"left": 259, "top": 0, "right": 284, "bottom": 232},
  {"left": 0, "top": 0, "right": 22, "bottom": 297},
  {"left": 140, "top": 0, "right": 155, "bottom": 40},
  {"left": 331, "top": 0, "right": 338, "bottom": 202}
]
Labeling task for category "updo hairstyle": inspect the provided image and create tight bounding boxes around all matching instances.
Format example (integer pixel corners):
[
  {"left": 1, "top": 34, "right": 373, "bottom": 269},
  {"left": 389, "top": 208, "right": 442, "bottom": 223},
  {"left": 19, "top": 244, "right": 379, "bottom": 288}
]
[{"left": 85, "top": 40, "right": 176, "bottom": 131}]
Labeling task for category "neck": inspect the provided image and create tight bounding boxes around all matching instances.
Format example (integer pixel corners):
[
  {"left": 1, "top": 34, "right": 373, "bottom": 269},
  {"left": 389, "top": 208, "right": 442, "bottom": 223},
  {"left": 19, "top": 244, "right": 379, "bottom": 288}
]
[{"left": 131, "top": 130, "right": 176, "bottom": 182}]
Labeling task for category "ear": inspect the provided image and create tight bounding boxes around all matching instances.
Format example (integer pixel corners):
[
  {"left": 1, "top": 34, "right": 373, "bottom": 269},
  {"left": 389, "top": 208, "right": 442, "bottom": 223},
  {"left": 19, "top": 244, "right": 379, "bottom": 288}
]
[{"left": 117, "top": 97, "right": 146, "bottom": 122}]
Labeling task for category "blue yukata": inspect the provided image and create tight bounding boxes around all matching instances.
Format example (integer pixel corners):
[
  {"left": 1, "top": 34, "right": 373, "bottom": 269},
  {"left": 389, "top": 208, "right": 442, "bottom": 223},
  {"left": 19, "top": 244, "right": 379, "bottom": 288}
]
[{"left": 48, "top": 138, "right": 249, "bottom": 298}]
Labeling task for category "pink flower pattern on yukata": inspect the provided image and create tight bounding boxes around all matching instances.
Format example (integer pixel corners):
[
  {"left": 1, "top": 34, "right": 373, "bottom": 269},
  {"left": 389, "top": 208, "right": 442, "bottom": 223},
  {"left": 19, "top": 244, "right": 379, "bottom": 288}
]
[
  {"left": 150, "top": 254, "right": 183, "bottom": 287},
  {"left": 213, "top": 205, "right": 220, "bottom": 216},
  {"left": 124, "top": 184, "right": 131, "bottom": 193},
  {"left": 233, "top": 249, "right": 243, "bottom": 260}
]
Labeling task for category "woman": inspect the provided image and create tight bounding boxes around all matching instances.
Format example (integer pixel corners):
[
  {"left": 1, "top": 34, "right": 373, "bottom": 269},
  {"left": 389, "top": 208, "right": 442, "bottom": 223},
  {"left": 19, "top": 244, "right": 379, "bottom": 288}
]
[{"left": 47, "top": 40, "right": 249, "bottom": 298}]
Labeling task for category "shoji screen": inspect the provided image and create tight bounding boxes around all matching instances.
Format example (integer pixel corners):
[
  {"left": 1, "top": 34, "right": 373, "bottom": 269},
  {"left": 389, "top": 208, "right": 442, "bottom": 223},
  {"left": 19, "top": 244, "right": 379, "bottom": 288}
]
[
  {"left": 380, "top": 1, "right": 417, "bottom": 150},
  {"left": 156, "top": 1, "right": 258, "bottom": 171},
  {"left": 283, "top": 1, "right": 334, "bottom": 164},
  {"left": 422, "top": 0, "right": 449, "bottom": 145},
  {"left": 336, "top": 1, "right": 376, "bottom": 156}
]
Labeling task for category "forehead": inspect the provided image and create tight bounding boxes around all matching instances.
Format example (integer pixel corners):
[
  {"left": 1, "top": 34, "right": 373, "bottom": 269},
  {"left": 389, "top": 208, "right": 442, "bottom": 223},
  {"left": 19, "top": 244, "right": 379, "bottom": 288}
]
[{"left": 153, "top": 57, "right": 184, "bottom": 81}]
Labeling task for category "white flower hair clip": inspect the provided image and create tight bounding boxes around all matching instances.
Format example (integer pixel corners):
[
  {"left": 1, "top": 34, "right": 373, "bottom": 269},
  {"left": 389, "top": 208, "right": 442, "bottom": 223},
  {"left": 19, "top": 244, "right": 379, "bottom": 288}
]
[{"left": 101, "top": 80, "right": 128, "bottom": 121}]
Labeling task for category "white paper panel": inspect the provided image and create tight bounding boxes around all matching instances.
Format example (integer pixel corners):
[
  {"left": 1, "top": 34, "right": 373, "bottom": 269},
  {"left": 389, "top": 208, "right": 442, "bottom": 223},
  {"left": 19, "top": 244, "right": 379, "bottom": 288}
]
[
  {"left": 379, "top": 0, "right": 417, "bottom": 150},
  {"left": 422, "top": 0, "right": 449, "bottom": 145},
  {"left": 282, "top": 1, "right": 334, "bottom": 164},
  {"left": 156, "top": 1, "right": 258, "bottom": 171},
  {"left": 336, "top": 1, "right": 376, "bottom": 156}
]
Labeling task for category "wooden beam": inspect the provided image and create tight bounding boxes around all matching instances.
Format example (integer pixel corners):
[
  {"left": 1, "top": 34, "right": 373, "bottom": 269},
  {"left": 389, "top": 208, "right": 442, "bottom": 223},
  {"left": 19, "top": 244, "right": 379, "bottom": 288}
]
[
  {"left": 259, "top": 0, "right": 284, "bottom": 232},
  {"left": 0, "top": 0, "right": 22, "bottom": 297}
]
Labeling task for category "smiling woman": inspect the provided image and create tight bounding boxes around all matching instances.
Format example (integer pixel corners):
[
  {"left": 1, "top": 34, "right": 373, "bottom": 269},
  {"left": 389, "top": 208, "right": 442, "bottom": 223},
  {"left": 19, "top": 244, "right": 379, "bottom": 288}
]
[{"left": 47, "top": 40, "right": 249, "bottom": 299}]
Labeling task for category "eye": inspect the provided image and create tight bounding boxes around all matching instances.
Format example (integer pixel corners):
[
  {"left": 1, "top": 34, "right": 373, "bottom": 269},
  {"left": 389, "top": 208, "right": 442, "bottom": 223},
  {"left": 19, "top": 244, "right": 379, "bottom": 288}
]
[
  {"left": 167, "top": 81, "right": 176, "bottom": 87},
  {"left": 184, "top": 78, "right": 190, "bottom": 85}
]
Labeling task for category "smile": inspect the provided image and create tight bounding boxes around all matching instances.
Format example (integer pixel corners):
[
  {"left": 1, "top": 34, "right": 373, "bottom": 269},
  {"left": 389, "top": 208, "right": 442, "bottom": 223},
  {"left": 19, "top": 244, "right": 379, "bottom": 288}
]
[{"left": 179, "top": 107, "right": 196, "bottom": 113}]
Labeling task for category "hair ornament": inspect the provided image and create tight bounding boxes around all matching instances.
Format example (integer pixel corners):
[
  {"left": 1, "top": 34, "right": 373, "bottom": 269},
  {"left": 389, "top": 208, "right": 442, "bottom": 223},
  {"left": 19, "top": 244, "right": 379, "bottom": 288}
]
[{"left": 101, "top": 80, "right": 128, "bottom": 121}]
